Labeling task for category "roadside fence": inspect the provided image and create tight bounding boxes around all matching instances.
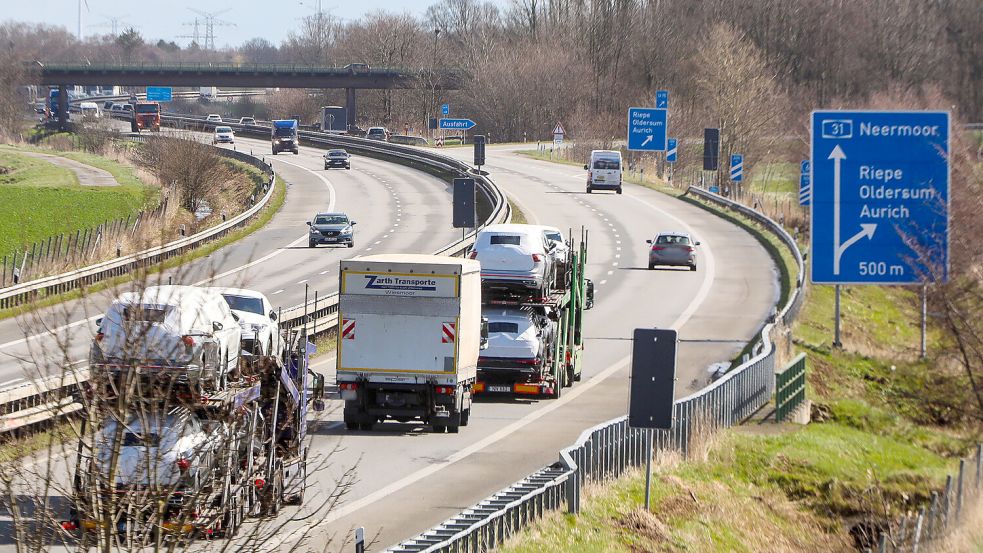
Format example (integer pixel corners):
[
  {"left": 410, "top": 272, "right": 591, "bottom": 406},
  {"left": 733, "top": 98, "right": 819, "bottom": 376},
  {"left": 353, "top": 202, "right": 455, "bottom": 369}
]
[{"left": 775, "top": 352, "right": 807, "bottom": 422}]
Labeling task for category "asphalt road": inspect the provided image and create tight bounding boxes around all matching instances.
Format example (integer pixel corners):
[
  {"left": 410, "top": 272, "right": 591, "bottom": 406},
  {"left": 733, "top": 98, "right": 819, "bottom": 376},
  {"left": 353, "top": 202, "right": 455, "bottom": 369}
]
[
  {"left": 0, "top": 132, "right": 460, "bottom": 387},
  {"left": 0, "top": 140, "right": 778, "bottom": 552}
]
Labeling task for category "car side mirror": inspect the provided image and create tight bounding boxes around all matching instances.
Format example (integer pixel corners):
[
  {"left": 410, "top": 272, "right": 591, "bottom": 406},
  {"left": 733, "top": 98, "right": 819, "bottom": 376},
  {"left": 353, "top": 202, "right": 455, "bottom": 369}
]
[
  {"left": 212, "top": 321, "right": 224, "bottom": 331},
  {"left": 695, "top": 241, "right": 701, "bottom": 246},
  {"left": 480, "top": 317, "right": 489, "bottom": 349},
  {"left": 646, "top": 239, "right": 652, "bottom": 244},
  {"left": 311, "top": 372, "right": 325, "bottom": 401},
  {"left": 351, "top": 221, "right": 357, "bottom": 225},
  {"left": 96, "top": 317, "right": 103, "bottom": 326},
  {"left": 269, "top": 311, "right": 277, "bottom": 321},
  {"left": 585, "top": 279, "right": 595, "bottom": 310},
  {"left": 583, "top": 164, "right": 589, "bottom": 170},
  {"left": 306, "top": 221, "right": 312, "bottom": 226}
]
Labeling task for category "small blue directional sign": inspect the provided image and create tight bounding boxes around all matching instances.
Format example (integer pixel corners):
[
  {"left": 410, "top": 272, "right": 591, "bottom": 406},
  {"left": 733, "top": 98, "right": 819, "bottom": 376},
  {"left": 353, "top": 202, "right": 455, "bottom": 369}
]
[
  {"left": 666, "top": 138, "right": 678, "bottom": 163},
  {"left": 439, "top": 118, "right": 476, "bottom": 130},
  {"left": 729, "top": 154, "right": 744, "bottom": 182},
  {"left": 146, "top": 86, "right": 172, "bottom": 102},
  {"left": 811, "top": 110, "right": 950, "bottom": 284},
  {"left": 656, "top": 90, "right": 669, "bottom": 109},
  {"left": 441, "top": 104, "right": 449, "bottom": 116},
  {"left": 627, "top": 107, "right": 667, "bottom": 151},
  {"left": 799, "top": 160, "right": 812, "bottom": 206},
  {"left": 709, "top": 186, "right": 720, "bottom": 194}
]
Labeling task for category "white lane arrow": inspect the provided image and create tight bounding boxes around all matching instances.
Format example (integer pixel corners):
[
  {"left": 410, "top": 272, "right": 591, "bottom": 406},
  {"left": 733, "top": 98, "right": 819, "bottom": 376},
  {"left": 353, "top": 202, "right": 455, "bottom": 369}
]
[
  {"left": 640, "top": 135, "right": 653, "bottom": 147},
  {"left": 835, "top": 223, "right": 877, "bottom": 273}
]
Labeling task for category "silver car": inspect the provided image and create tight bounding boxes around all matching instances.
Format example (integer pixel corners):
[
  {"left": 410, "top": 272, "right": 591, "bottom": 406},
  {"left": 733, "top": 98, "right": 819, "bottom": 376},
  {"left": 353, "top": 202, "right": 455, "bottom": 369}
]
[
  {"left": 647, "top": 231, "right": 700, "bottom": 271},
  {"left": 307, "top": 212, "right": 356, "bottom": 248},
  {"left": 471, "top": 224, "right": 556, "bottom": 296}
]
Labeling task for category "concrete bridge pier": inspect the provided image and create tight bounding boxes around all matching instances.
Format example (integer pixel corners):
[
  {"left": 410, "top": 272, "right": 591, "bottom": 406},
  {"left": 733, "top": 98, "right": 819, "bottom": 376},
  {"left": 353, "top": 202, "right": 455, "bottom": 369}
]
[
  {"left": 57, "top": 84, "right": 68, "bottom": 131},
  {"left": 346, "top": 88, "right": 357, "bottom": 130}
]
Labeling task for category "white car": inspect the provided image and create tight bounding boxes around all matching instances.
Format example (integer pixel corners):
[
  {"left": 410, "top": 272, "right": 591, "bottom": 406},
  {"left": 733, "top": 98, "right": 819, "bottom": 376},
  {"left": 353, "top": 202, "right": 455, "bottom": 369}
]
[
  {"left": 471, "top": 224, "right": 556, "bottom": 296},
  {"left": 479, "top": 307, "right": 555, "bottom": 373},
  {"left": 89, "top": 285, "right": 242, "bottom": 391},
  {"left": 216, "top": 288, "right": 283, "bottom": 357},
  {"left": 93, "top": 409, "right": 216, "bottom": 489},
  {"left": 213, "top": 126, "right": 235, "bottom": 144},
  {"left": 205, "top": 114, "right": 223, "bottom": 123}
]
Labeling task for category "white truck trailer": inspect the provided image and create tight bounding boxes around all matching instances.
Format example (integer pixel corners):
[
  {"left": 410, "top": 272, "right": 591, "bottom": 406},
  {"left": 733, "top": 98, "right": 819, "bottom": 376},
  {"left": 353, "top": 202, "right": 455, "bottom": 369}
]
[{"left": 336, "top": 254, "right": 485, "bottom": 433}]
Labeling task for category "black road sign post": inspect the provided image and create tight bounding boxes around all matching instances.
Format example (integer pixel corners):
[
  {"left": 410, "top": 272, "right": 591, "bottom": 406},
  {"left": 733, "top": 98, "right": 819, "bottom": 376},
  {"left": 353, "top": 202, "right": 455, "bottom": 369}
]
[
  {"left": 628, "top": 328, "right": 678, "bottom": 510},
  {"left": 453, "top": 178, "right": 476, "bottom": 241},
  {"left": 355, "top": 527, "right": 365, "bottom": 553}
]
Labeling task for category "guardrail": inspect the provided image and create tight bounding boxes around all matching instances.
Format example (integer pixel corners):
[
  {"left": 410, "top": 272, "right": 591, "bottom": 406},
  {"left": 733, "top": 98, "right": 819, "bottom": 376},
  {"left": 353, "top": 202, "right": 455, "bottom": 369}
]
[
  {"left": 775, "top": 352, "right": 807, "bottom": 422},
  {"left": 0, "top": 147, "right": 275, "bottom": 310},
  {"left": 386, "top": 177, "right": 807, "bottom": 553},
  {"left": 0, "top": 120, "right": 509, "bottom": 435}
]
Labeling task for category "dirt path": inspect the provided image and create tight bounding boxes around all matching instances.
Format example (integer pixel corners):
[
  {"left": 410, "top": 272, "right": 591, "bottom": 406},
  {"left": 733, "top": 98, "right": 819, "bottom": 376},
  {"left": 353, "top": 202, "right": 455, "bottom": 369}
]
[{"left": 17, "top": 151, "right": 118, "bottom": 187}]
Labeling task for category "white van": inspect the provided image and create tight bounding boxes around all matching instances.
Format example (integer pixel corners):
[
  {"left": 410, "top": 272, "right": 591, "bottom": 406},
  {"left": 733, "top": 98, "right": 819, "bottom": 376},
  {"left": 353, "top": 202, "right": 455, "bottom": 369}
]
[
  {"left": 79, "top": 101, "right": 100, "bottom": 119},
  {"left": 584, "top": 150, "right": 623, "bottom": 194}
]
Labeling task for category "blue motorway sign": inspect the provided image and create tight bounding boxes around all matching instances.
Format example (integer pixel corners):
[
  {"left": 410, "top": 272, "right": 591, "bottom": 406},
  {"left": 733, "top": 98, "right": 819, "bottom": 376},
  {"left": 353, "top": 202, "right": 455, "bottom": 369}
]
[
  {"left": 146, "top": 86, "right": 172, "bottom": 102},
  {"left": 799, "top": 160, "right": 811, "bottom": 206},
  {"left": 441, "top": 104, "right": 449, "bottom": 115},
  {"left": 439, "top": 118, "right": 475, "bottom": 130},
  {"left": 666, "top": 138, "right": 678, "bottom": 163},
  {"left": 656, "top": 90, "right": 669, "bottom": 109},
  {"left": 729, "top": 154, "right": 743, "bottom": 182},
  {"left": 627, "top": 108, "right": 667, "bottom": 151},
  {"left": 811, "top": 111, "right": 950, "bottom": 284}
]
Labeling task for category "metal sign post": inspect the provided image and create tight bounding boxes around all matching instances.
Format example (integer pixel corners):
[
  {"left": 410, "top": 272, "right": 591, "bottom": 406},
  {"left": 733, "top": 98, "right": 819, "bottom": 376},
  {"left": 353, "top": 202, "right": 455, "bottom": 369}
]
[
  {"left": 355, "top": 527, "right": 365, "bottom": 553},
  {"left": 628, "top": 328, "right": 677, "bottom": 510}
]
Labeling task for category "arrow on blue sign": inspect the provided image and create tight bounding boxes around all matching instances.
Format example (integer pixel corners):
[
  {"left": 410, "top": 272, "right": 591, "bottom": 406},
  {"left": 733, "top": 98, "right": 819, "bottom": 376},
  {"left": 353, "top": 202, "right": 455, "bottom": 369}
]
[
  {"left": 439, "top": 118, "right": 475, "bottom": 130},
  {"left": 656, "top": 90, "right": 669, "bottom": 109},
  {"left": 810, "top": 110, "right": 950, "bottom": 284},
  {"left": 729, "top": 154, "right": 743, "bottom": 182},
  {"left": 627, "top": 108, "right": 667, "bottom": 151},
  {"left": 666, "top": 138, "right": 678, "bottom": 163}
]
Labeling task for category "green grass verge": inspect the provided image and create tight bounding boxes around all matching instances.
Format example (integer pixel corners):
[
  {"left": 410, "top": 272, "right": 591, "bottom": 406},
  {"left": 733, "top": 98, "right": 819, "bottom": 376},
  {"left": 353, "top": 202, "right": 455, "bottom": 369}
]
[
  {"left": 508, "top": 196, "right": 528, "bottom": 225},
  {"left": 500, "top": 424, "right": 953, "bottom": 553},
  {"left": 0, "top": 175, "right": 286, "bottom": 321},
  {"left": 0, "top": 421, "right": 76, "bottom": 464},
  {"left": 0, "top": 146, "right": 157, "bottom": 262}
]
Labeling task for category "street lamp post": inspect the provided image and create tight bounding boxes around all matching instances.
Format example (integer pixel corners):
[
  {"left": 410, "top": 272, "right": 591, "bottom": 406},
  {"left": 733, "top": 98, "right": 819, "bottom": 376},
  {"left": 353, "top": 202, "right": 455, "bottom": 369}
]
[{"left": 430, "top": 28, "right": 440, "bottom": 142}]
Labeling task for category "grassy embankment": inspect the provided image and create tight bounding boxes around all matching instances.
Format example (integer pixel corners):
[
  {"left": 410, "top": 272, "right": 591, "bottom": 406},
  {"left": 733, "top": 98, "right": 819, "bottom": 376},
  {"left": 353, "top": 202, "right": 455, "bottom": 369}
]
[
  {"left": 0, "top": 146, "right": 157, "bottom": 263},
  {"left": 501, "top": 149, "right": 980, "bottom": 551}
]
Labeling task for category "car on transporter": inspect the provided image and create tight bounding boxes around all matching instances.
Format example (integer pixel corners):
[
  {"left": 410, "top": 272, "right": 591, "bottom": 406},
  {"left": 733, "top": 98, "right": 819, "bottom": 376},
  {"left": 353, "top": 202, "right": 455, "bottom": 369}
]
[
  {"left": 216, "top": 288, "right": 283, "bottom": 357},
  {"left": 469, "top": 224, "right": 556, "bottom": 297}
]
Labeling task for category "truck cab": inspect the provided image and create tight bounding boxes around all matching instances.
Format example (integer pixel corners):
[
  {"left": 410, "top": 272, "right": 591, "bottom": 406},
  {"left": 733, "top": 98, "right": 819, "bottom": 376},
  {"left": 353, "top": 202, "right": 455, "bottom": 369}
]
[
  {"left": 131, "top": 101, "right": 161, "bottom": 132},
  {"left": 271, "top": 119, "right": 299, "bottom": 155}
]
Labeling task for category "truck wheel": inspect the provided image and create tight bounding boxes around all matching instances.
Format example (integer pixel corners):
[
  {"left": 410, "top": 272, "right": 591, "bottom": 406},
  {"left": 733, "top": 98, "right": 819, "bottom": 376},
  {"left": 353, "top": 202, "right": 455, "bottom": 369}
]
[
  {"left": 358, "top": 422, "right": 373, "bottom": 431},
  {"left": 272, "top": 150, "right": 278, "bottom": 155},
  {"left": 461, "top": 408, "right": 471, "bottom": 426},
  {"left": 566, "top": 367, "right": 575, "bottom": 388}
]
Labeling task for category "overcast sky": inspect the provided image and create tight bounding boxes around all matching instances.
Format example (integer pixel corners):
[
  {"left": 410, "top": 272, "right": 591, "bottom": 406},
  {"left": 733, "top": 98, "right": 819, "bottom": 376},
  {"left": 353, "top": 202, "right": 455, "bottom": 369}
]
[{"left": 2, "top": 0, "right": 443, "bottom": 48}]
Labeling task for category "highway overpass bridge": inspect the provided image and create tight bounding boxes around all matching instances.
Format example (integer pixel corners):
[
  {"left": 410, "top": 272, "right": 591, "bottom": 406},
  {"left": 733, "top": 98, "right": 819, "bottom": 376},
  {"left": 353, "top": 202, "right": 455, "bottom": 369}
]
[{"left": 34, "top": 62, "right": 464, "bottom": 129}]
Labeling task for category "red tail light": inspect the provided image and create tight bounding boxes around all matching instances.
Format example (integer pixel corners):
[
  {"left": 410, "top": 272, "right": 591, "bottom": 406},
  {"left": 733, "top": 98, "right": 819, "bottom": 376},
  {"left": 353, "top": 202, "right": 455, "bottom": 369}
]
[
  {"left": 95, "top": 332, "right": 105, "bottom": 342},
  {"left": 339, "top": 382, "right": 358, "bottom": 391},
  {"left": 532, "top": 254, "right": 543, "bottom": 263},
  {"left": 651, "top": 246, "right": 665, "bottom": 251},
  {"left": 254, "top": 478, "right": 265, "bottom": 489},
  {"left": 468, "top": 251, "right": 478, "bottom": 259},
  {"left": 176, "top": 458, "right": 191, "bottom": 472},
  {"left": 514, "top": 358, "right": 541, "bottom": 365},
  {"left": 684, "top": 246, "right": 694, "bottom": 253},
  {"left": 181, "top": 335, "right": 195, "bottom": 347},
  {"left": 434, "top": 386, "right": 456, "bottom": 395},
  {"left": 61, "top": 521, "right": 78, "bottom": 531}
]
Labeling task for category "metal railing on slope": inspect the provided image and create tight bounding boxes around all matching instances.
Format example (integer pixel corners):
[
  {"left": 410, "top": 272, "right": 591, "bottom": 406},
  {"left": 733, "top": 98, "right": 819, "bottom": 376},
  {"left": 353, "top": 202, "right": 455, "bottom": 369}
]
[
  {"left": 0, "top": 123, "right": 510, "bottom": 435},
  {"left": 386, "top": 179, "right": 807, "bottom": 553}
]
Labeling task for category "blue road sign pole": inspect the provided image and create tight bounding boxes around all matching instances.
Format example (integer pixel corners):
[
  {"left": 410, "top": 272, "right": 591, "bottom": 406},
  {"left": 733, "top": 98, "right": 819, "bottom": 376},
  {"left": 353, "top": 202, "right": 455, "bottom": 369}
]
[{"left": 810, "top": 110, "right": 950, "bottom": 285}]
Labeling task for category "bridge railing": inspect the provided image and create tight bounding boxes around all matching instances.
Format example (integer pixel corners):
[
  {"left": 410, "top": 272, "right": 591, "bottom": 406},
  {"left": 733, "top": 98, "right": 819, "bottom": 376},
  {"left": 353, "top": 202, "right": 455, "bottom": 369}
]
[
  {"left": 384, "top": 177, "right": 806, "bottom": 553},
  {"left": 0, "top": 121, "right": 509, "bottom": 435}
]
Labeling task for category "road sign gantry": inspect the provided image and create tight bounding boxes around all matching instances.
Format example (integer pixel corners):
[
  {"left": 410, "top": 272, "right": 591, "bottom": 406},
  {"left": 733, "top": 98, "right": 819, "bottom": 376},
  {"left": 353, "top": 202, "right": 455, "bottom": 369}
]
[{"left": 810, "top": 110, "right": 950, "bottom": 284}]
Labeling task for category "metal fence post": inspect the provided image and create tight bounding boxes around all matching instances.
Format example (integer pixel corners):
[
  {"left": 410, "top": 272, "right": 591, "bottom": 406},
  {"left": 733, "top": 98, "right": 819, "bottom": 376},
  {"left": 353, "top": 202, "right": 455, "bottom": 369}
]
[
  {"left": 912, "top": 506, "right": 926, "bottom": 553},
  {"left": 943, "top": 475, "right": 953, "bottom": 527},
  {"left": 956, "top": 459, "right": 965, "bottom": 521},
  {"left": 976, "top": 444, "right": 982, "bottom": 492}
]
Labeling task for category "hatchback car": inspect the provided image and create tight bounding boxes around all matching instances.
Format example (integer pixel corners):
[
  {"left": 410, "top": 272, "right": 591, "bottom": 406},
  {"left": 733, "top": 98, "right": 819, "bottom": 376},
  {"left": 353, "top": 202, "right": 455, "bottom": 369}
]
[
  {"left": 647, "top": 231, "right": 700, "bottom": 271},
  {"left": 324, "top": 149, "right": 351, "bottom": 170},
  {"left": 365, "top": 127, "right": 388, "bottom": 141},
  {"left": 471, "top": 224, "right": 556, "bottom": 296},
  {"left": 307, "top": 212, "right": 356, "bottom": 248},
  {"left": 239, "top": 117, "right": 257, "bottom": 125},
  {"left": 205, "top": 114, "right": 222, "bottom": 123},
  {"left": 213, "top": 126, "right": 235, "bottom": 144},
  {"left": 216, "top": 287, "right": 282, "bottom": 357}
]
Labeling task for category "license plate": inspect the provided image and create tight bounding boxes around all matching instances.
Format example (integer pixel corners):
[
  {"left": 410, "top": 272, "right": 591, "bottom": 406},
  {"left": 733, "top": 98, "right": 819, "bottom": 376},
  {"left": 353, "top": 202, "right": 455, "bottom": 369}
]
[
  {"left": 325, "top": 237, "right": 337, "bottom": 242},
  {"left": 596, "top": 177, "right": 604, "bottom": 182},
  {"left": 488, "top": 385, "right": 511, "bottom": 393}
]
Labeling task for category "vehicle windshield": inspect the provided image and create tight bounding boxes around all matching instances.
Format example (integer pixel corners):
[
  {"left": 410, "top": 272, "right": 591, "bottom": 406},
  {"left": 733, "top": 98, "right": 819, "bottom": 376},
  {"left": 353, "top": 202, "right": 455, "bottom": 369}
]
[
  {"left": 122, "top": 306, "right": 168, "bottom": 323},
  {"left": 122, "top": 104, "right": 133, "bottom": 110},
  {"left": 328, "top": 150, "right": 347, "bottom": 156},
  {"left": 216, "top": 127, "right": 232, "bottom": 133},
  {"left": 314, "top": 215, "right": 348, "bottom": 225},
  {"left": 489, "top": 235, "right": 521, "bottom": 246},
  {"left": 241, "top": 118, "right": 255, "bottom": 123},
  {"left": 274, "top": 127, "right": 295, "bottom": 137},
  {"left": 368, "top": 128, "right": 385, "bottom": 134},
  {"left": 222, "top": 294, "right": 264, "bottom": 315},
  {"left": 593, "top": 159, "right": 620, "bottom": 170},
  {"left": 656, "top": 235, "right": 690, "bottom": 245},
  {"left": 122, "top": 432, "right": 161, "bottom": 447},
  {"left": 135, "top": 104, "right": 158, "bottom": 113},
  {"left": 489, "top": 322, "right": 520, "bottom": 333},
  {"left": 545, "top": 231, "right": 563, "bottom": 242}
]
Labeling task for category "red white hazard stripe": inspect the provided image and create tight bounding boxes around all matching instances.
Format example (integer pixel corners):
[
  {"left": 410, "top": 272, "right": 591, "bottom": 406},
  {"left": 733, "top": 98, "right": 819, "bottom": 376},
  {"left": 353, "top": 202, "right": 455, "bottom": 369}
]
[
  {"left": 341, "top": 318, "right": 356, "bottom": 340},
  {"left": 441, "top": 322, "right": 456, "bottom": 343}
]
